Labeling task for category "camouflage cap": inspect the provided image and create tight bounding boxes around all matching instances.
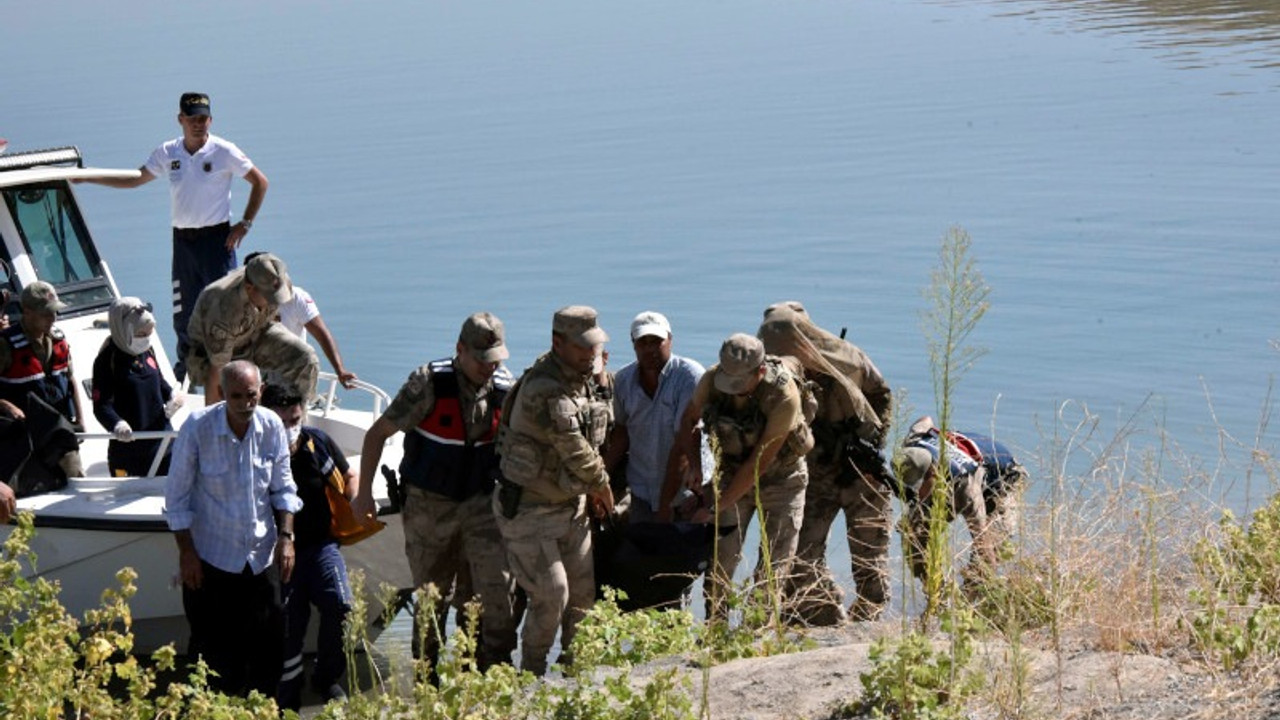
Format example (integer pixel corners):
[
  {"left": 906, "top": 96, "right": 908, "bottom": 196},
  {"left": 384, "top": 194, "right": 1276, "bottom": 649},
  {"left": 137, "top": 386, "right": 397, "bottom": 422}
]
[
  {"left": 20, "top": 281, "right": 67, "bottom": 313},
  {"left": 713, "top": 333, "right": 765, "bottom": 394},
  {"left": 897, "top": 446, "right": 935, "bottom": 495},
  {"left": 459, "top": 312, "right": 510, "bottom": 363},
  {"left": 244, "top": 252, "right": 293, "bottom": 307},
  {"left": 553, "top": 305, "right": 608, "bottom": 347}
]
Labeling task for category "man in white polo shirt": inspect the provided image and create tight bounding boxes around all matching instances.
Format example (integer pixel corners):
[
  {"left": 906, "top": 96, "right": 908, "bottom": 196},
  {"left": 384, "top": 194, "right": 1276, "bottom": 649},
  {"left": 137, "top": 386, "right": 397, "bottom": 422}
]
[{"left": 79, "top": 92, "right": 269, "bottom": 380}]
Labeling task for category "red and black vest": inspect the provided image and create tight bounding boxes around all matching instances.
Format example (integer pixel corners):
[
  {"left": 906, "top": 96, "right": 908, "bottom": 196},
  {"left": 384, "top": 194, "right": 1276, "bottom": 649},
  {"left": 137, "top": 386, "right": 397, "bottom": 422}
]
[
  {"left": 0, "top": 324, "right": 74, "bottom": 421},
  {"left": 399, "top": 358, "right": 513, "bottom": 501}
]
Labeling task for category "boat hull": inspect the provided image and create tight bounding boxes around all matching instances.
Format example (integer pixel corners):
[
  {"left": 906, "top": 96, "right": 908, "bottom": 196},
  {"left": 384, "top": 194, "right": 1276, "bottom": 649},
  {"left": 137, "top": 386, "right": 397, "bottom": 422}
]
[{"left": 3, "top": 511, "right": 408, "bottom": 655}]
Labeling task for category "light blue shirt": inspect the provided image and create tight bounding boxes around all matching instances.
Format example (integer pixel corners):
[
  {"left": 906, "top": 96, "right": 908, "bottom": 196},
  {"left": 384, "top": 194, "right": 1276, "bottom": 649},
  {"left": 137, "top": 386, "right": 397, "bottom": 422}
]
[
  {"left": 613, "top": 354, "right": 713, "bottom": 506},
  {"left": 164, "top": 403, "right": 302, "bottom": 575}
]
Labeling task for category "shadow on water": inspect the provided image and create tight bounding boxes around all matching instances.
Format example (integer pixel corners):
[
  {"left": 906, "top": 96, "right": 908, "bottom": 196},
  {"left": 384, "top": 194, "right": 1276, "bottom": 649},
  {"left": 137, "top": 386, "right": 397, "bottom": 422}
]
[{"left": 949, "top": 0, "right": 1280, "bottom": 69}]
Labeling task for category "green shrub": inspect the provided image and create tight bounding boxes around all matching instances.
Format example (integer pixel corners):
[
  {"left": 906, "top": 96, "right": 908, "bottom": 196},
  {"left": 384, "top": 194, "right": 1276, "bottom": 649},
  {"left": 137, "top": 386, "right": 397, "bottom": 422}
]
[
  {"left": 1187, "top": 491, "right": 1280, "bottom": 670},
  {"left": 0, "top": 513, "right": 277, "bottom": 719},
  {"left": 853, "top": 607, "right": 984, "bottom": 720}
]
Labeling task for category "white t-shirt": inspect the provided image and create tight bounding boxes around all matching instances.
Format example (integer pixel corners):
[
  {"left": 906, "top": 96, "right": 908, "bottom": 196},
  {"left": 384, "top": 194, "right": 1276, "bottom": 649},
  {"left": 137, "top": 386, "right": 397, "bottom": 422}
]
[
  {"left": 144, "top": 134, "right": 254, "bottom": 229},
  {"left": 277, "top": 286, "right": 320, "bottom": 337}
]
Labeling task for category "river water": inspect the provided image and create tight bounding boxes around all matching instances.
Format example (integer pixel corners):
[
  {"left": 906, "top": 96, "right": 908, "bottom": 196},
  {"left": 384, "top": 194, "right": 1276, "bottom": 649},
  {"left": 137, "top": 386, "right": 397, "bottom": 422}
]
[{"left": 4, "top": 0, "right": 1279, "bottom": 630}]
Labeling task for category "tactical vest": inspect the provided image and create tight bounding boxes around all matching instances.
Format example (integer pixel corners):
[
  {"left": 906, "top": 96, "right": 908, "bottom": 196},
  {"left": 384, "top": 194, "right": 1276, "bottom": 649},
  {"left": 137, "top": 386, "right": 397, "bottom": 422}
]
[
  {"left": 399, "top": 359, "right": 512, "bottom": 501},
  {"left": 702, "top": 356, "right": 814, "bottom": 477},
  {"left": 497, "top": 354, "right": 608, "bottom": 504},
  {"left": 0, "top": 324, "right": 74, "bottom": 421}
]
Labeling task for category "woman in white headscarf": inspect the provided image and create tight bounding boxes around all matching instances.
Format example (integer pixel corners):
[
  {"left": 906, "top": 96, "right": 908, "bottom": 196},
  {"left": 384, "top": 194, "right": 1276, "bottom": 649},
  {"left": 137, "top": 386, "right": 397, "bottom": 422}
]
[{"left": 91, "top": 297, "right": 181, "bottom": 476}]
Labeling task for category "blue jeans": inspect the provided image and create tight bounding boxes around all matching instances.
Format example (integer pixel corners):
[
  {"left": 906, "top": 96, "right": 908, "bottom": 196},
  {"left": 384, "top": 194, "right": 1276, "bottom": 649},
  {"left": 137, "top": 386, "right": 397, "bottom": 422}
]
[{"left": 278, "top": 541, "right": 351, "bottom": 710}]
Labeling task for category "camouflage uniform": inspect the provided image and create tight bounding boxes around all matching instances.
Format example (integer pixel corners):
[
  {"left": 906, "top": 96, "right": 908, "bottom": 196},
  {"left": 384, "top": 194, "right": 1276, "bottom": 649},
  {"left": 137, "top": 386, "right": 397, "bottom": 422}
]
[
  {"left": 788, "top": 369, "right": 894, "bottom": 624},
  {"left": 388, "top": 357, "right": 518, "bottom": 670},
  {"left": 495, "top": 308, "right": 611, "bottom": 676},
  {"left": 700, "top": 352, "right": 812, "bottom": 621},
  {"left": 186, "top": 267, "right": 317, "bottom": 401},
  {"left": 898, "top": 416, "right": 1026, "bottom": 583}
]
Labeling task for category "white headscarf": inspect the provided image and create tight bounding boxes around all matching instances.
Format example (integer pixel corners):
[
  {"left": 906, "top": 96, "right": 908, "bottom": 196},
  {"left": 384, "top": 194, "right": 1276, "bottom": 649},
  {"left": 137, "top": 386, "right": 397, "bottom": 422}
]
[{"left": 108, "top": 297, "right": 156, "bottom": 355}]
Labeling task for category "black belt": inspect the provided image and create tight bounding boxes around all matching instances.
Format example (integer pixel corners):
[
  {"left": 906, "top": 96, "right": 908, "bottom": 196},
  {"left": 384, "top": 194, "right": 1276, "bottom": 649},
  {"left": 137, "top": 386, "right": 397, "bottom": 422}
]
[{"left": 173, "top": 222, "right": 230, "bottom": 239}]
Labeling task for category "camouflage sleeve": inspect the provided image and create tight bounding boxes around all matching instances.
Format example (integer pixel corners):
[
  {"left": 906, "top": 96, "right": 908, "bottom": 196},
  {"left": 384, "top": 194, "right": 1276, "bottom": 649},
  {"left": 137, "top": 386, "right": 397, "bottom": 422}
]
[
  {"left": 383, "top": 365, "right": 436, "bottom": 432},
  {"left": 762, "top": 381, "right": 802, "bottom": 449},
  {"left": 187, "top": 286, "right": 235, "bottom": 366},
  {"left": 186, "top": 292, "right": 210, "bottom": 350},
  {"left": 535, "top": 381, "right": 607, "bottom": 490}
]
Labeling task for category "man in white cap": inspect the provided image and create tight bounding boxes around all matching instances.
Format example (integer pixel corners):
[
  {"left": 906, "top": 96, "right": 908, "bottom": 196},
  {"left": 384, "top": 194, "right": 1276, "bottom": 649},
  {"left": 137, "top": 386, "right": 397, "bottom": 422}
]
[
  {"left": 672, "top": 333, "right": 815, "bottom": 621},
  {"left": 603, "top": 311, "right": 711, "bottom": 524},
  {"left": 494, "top": 305, "right": 614, "bottom": 675},
  {"left": 0, "top": 281, "right": 84, "bottom": 483},
  {"left": 186, "top": 252, "right": 318, "bottom": 405},
  {"left": 356, "top": 312, "right": 519, "bottom": 673}
]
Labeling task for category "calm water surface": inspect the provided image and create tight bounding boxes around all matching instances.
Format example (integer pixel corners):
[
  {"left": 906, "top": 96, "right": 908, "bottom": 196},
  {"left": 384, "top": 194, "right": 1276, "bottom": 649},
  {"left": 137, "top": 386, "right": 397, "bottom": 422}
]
[{"left": 4, "top": 0, "right": 1279, "bottom": 623}]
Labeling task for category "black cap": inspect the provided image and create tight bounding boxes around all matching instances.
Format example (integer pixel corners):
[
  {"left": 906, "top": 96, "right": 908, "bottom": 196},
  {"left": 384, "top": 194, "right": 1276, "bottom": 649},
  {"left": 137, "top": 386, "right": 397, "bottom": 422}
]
[{"left": 179, "top": 93, "right": 211, "bottom": 117}]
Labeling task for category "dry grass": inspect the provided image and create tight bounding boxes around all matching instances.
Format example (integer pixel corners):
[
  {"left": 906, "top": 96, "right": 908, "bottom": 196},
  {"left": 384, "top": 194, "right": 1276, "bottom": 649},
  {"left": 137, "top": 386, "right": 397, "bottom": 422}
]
[{"left": 937, "top": 394, "right": 1280, "bottom": 719}]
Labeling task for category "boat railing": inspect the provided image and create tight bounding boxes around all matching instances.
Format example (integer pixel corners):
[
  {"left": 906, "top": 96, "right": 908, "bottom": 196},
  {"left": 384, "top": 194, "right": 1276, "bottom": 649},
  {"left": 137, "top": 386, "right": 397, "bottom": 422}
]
[
  {"left": 71, "top": 374, "right": 393, "bottom": 480},
  {"left": 76, "top": 430, "right": 175, "bottom": 478},
  {"left": 311, "top": 371, "right": 392, "bottom": 420}
]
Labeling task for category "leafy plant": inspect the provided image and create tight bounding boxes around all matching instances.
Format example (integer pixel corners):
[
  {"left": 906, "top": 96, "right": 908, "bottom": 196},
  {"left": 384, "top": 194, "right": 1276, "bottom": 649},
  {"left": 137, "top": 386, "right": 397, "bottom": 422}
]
[
  {"left": 854, "top": 607, "right": 984, "bottom": 720},
  {"left": 570, "top": 588, "right": 698, "bottom": 668},
  {"left": 1187, "top": 491, "right": 1280, "bottom": 670},
  {"left": 0, "top": 512, "right": 277, "bottom": 719}
]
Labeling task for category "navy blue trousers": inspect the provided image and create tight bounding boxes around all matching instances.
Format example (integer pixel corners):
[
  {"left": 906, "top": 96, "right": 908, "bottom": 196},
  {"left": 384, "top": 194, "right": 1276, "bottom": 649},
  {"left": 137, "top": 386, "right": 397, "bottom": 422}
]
[
  {"left": 278, "top": 541, "right": 352, "bottom": 710},
  {"left": 171, "top": 222, "right": 235, "bottom": 380}
]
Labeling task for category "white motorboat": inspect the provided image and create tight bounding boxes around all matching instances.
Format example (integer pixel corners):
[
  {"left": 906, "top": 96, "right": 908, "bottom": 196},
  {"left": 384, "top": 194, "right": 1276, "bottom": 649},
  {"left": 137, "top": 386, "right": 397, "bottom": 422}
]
[{"left": 0, "top": 146, "right": 411, "bottom": 653}]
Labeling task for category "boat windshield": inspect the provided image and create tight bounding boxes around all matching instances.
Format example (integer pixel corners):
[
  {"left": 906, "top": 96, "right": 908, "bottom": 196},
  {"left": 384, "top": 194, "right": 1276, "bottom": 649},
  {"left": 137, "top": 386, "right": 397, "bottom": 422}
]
[{"left": 2, "top": 182, "right": 114, "bottom": 314}]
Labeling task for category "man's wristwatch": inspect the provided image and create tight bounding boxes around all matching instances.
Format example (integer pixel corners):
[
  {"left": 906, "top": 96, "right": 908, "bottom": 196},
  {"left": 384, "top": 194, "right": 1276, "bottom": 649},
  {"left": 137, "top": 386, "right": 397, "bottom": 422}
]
[
  {"left": 240, "top": 218, "right": 253, "bottom": 230},
  {"left": 278, "top": 530, "right": 294, "bottom": 542}
]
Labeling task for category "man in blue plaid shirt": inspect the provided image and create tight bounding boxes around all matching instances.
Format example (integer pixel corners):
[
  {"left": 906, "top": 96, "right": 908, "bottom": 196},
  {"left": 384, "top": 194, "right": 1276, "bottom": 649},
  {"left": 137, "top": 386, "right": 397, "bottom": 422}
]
[{"left": 165, "top": 359, "right": 301, "bottom": 698}]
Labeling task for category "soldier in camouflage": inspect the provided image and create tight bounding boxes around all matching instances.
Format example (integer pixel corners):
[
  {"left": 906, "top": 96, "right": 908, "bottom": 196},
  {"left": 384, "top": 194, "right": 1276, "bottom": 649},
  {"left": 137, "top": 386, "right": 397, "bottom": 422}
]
[
  {"left": 185, "top": 253, "right": 317, "bottom": 405},
  {"left": 494, "top": 306, "right": 614, "bottom": 676},
  {"left": 356, "top": 313, "right": 519, "bottom": 671},
  {"left": 759, "top": 302, "right": 895, "bottom": 625},
  {"left": 897, "top": 415, "right": 1027, "bottom": 585},
  {"left": 673, "top": 333, "right": 814, "bottom": 621}
]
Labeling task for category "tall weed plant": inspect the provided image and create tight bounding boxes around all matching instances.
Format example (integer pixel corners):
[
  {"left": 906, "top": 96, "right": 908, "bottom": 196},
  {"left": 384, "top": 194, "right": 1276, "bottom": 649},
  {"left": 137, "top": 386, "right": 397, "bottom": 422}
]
[{"left": 859, "top": 226, "right": 990, "bottom": 719}]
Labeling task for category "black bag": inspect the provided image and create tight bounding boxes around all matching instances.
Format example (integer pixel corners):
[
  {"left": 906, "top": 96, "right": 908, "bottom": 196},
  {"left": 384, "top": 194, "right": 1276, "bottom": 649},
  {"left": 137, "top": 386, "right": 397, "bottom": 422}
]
[{"left": 10, "top": 393, "right": 78, "bottom": 497}]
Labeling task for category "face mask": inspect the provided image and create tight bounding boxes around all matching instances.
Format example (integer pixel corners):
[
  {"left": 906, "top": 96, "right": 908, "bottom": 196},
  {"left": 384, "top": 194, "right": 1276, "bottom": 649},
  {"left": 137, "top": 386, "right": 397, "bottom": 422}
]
[
  {"left": 286, "top": 425, "right": 302, "bottom": 446},
  {"left": 128, "top": 335, "right": 151, "bottom": 355}
]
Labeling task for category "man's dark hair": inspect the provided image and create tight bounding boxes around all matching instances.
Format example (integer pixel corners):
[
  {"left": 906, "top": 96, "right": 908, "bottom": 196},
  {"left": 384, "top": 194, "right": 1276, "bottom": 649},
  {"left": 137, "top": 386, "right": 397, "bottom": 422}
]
[{"left": 260, "top": 383, "right": 303, "bottom": 409}]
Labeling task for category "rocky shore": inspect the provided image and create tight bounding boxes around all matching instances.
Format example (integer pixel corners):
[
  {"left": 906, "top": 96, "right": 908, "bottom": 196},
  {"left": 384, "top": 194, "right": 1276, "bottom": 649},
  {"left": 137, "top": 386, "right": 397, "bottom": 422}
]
[{"left": 616, "top": 622, "right": 1280, "bottom": 720}]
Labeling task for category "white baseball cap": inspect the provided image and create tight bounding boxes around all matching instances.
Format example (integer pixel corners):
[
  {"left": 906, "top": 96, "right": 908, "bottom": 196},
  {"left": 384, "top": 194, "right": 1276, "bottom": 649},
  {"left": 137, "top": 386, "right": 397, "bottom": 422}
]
[{"left": 630, "top": 311, "right": 671, "bottom": 341}]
